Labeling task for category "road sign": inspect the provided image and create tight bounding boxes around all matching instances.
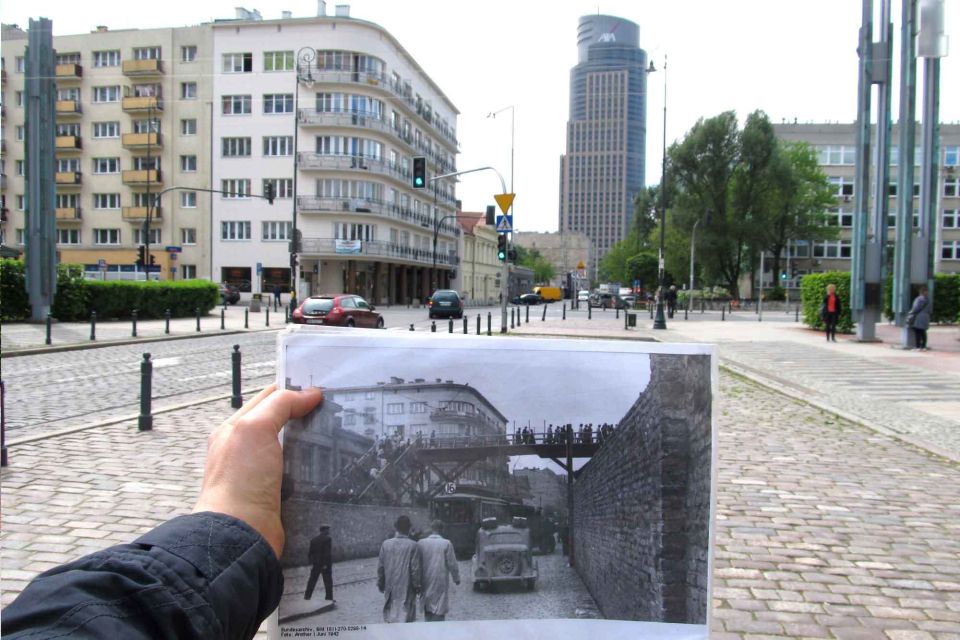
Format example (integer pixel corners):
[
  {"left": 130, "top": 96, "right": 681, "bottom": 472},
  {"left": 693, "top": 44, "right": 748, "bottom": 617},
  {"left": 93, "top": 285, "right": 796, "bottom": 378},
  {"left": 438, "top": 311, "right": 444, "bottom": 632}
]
[
  {"left": 165, "top": 246, "right": 182, "bottom": 253},
  {"left": 97, "top": 258, "right": 107, "bottom": 270},
  {"left": 256, "top": 262, "right": 263, "bottom": 275},
  {"left": 494, "top": 192, "right": 515, "bottom": 214},
  {"left": 577, "top": 261, "right": 586, "bottom": 270},
  {"left": 444, "top": 482, "right": 457, "bottom": 494},
  {"left": 495, "top": 214, "right": 513, "bottom": 233}
]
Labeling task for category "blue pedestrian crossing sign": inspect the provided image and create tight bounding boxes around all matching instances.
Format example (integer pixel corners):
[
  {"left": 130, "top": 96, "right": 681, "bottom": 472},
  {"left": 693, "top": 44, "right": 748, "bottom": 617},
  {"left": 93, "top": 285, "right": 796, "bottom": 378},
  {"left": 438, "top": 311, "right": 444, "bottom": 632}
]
[{"left": 495, "top": 214, "right": 513, "bottom": 233}]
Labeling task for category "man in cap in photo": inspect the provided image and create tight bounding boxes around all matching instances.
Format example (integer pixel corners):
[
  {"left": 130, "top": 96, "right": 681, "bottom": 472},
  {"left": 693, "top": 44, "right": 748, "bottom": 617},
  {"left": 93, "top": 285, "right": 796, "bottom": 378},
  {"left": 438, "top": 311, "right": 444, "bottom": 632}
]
[
  {"left": 377, "top": 515, "right": 421, "bottom": 623},
  {"left": 417, "top": 520, "right": 460, "bottom": 621},
  {"left": 304, "top": 524, "right": 333, "bottom": 602}
]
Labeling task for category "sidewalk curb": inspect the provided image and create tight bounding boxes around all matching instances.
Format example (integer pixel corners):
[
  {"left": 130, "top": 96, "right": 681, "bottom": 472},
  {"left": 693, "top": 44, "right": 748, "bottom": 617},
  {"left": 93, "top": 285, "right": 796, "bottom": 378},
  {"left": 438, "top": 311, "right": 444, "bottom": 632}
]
[
  {"left": 1, "top": 326, "right": 280, "bottom": 359},
  {"left": 720, "top": 361, "right": 959, "bottom": 465}
]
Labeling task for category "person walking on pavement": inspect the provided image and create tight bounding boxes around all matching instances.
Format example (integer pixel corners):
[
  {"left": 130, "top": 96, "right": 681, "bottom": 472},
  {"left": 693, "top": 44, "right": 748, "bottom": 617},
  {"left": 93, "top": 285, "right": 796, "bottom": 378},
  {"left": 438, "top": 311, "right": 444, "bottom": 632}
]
[
  {"left": 304, "top": 524, "right": 333, "bottom": 602},
  {"left": 821, "top": 283, "right": 841, "bottom": 342},
  {"left": 906, "top": 286, "right": 932, "bottom": 351},
  {"left": 417, "top": 520, "right": 460, "bottom": 622},
  {"left": 666, "top": 285, "right": 678, "bottom": 318},
  {"left": 273, "top": 283, "right": 283, "bottom": 309},
  {"left": 377, "top": 515, "right": 421, "bottom": 623}
]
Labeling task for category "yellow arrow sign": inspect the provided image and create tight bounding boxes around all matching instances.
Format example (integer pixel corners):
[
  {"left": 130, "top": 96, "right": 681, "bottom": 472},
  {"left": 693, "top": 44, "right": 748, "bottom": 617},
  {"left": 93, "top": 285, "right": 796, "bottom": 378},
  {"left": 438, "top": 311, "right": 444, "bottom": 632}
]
[{"left": 494, "top": 193, "right": 515, "bottom": 214}]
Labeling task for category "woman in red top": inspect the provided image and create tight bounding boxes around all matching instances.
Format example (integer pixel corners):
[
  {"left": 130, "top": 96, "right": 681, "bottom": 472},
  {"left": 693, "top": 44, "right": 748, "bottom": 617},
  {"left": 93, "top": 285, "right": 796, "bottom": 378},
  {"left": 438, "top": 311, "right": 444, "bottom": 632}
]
[{"left": 822, "top": 283, "right": 841, "bottom": 342}]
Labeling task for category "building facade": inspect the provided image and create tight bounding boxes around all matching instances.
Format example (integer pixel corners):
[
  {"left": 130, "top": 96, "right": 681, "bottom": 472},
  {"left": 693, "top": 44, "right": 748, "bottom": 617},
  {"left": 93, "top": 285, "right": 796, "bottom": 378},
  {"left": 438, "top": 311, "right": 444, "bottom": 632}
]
[
  {"left": 771, "top": 122, "right": 960, "bottom": 288},
  {"left": 457, "top": 211, "right": 501, "bottom": 305},
  {"left": 1, "top": 23, "right": 213, "bottom": 280},
  {"left": 210, "top": 7, "right": 459, "bottom": 304},
  {"left": 513, "top": 230, "right": 594, "bottom": 288},
  {"left": 558, "top": 15, "right": 649, "bottom": 278}
]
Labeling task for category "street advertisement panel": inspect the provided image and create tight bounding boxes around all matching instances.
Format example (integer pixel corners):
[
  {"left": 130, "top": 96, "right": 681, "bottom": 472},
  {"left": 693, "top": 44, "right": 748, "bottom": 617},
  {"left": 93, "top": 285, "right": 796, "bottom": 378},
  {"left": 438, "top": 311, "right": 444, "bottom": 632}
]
[
  {"left": 272, "top": 329, "right": 716, "bottom": 640},
  {"left": 335, "top": 240, "right": 363, "bottom": 254}
]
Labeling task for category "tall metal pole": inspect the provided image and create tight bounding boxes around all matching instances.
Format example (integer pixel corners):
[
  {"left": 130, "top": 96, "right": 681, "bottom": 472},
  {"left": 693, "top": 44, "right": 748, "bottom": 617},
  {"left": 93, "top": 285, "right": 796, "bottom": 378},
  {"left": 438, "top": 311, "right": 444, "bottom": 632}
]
[
  {"left": 489, "top": 106, "right": 515, "bottom": 334},
  {"left": 142, "top": 103, "right": 154, "bottom": 280},
  {"left": 292, "top": 48, "right": 316, "bottom": 306},
  {"left": 653, "top": 55, "right": 668, "bottom": 330},
  {"left": 688, "top": 218, "right": 700, "bottom": 312}
]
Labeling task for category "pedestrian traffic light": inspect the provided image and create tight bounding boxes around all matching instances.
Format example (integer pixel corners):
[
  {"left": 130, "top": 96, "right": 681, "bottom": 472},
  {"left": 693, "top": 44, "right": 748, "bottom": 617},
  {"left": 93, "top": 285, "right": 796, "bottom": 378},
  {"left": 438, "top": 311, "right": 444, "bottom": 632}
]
[
  {"left": 264, "top": 182, "right": 275, "bottom": 205},
  {"left": 412, "top": 156, "right": 426, "bottom": 189},
  {"left": 497, "top": 235, "right": 507, "bottom": 261},
  {"left": 780, "top": 271, "right": 787, "bottom": 280},
  {"left": 149, "top": 254, "right": 157, "bottom": 266},
  {"left": 136, "top": 245, "right": 146, "bottom": 267}
]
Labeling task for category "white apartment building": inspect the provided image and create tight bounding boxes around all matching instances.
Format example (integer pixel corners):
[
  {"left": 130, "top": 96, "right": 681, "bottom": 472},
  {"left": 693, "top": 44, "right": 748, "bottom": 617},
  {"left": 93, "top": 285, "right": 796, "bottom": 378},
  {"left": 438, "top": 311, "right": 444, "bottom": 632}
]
[
  {"left": 210, "top": 6, "right": 460, "bottom": 303},
  {"left": 1, "top": 23, "right": 213, "bottom": 279}
]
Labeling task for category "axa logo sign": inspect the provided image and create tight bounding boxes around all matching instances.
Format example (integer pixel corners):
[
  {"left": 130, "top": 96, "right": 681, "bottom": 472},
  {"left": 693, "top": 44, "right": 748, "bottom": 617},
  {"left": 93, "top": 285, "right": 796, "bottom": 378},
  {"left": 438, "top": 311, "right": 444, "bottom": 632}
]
[{"left": 599, "top": 33, "right": 616, "bottom": 43}]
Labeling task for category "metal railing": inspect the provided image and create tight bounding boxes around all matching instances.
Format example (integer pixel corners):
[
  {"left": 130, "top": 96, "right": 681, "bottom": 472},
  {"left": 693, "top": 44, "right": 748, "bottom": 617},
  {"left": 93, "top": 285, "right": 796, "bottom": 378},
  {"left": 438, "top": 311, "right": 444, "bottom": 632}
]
[
  {"left": 297, "top": 196, "right": 459, "bottom": 234},
  {"left": 299, "top": 237, "right": 460, "bottom": 267}
]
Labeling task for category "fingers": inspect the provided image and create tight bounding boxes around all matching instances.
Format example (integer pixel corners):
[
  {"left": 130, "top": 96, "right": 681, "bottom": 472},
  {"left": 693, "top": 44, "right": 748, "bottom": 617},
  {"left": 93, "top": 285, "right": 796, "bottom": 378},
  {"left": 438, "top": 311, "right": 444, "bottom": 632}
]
[
  {"left": 227, "top": 384, "right": 278, "bottom": 423},
  {"left": 239, "top": 387, "right": 324, "bottom": 435}
]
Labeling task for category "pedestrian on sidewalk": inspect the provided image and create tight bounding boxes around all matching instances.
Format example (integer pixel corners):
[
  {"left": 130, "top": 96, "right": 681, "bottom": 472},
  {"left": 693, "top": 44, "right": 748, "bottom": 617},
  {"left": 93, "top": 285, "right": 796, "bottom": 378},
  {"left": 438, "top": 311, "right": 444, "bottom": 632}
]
[
  {"left": 906, "top": 286, "right": 931, "bottom": 351},
  {"left": 821, "top": 283, "right": 841, "bottom": 342},
  {"left": 1, "top": 384, "right": 324, "bottom": 640},
  {"left": 417, "top": 520, "right": 460, "bottom": 622},
  {"left": 304, "top": 524, "right": 334, "bottom": 602},
  {"left": 377, "top": 515, "right": 421, "bottom": 623}
]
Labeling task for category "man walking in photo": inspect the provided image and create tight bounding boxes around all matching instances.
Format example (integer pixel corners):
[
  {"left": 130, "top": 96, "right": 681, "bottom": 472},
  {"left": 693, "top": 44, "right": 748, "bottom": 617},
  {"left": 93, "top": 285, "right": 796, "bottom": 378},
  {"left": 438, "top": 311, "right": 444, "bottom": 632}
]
[
  {"left": 417, "top": 520, "right": 460, "bottom": 621},
  {"left": 304, "top": 524, "right": 333, "bottom": 602},
  {"left": 377, "top": 515, "right": 421, "bottom": 623}
]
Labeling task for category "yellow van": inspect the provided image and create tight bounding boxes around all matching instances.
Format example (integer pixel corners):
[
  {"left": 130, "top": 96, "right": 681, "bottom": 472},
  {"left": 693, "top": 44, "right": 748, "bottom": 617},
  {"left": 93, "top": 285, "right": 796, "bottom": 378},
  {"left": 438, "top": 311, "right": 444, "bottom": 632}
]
[{"left": 533, "top": 286, "right": 562, "bottom": 302}]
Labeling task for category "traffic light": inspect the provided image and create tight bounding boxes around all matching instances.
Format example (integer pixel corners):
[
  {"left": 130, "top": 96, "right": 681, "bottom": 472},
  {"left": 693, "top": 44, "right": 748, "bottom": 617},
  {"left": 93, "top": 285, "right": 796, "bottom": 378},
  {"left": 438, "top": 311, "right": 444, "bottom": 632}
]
[
  {"left": 264, "top": 182, "right": 275, "bottom": 205},
  {"left": 508, "top": 247, "right": 517, "bottom": 262},
  {"left": 780, "top": 271, "right": 787, "bottom": 280},
  {"left": 497, "top": 234, "right": 507, "bottom": 261},
  {"left": 136, "top": 245, "right": 146, "bottom": 267},
  {"left": 412, "top": 156, "right": 426, "bottom": 189},
  {"left": 150, "top": 254, "right": 157, "bottom": 266}
]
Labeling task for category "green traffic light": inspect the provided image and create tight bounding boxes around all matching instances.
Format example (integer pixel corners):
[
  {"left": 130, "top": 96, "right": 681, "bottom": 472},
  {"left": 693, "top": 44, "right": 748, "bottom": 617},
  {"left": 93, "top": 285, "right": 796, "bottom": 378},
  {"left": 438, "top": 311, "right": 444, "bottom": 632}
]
[{"left": 415, "top": 177, "right": 424, "bottom": 187}]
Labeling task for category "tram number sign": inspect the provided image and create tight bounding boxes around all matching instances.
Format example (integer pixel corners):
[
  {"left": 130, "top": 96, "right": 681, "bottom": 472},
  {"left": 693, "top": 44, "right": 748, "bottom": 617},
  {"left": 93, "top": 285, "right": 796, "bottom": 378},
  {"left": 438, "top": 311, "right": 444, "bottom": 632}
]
[{"left": 444, "top": 482, "right": 457, "bottom": 495}]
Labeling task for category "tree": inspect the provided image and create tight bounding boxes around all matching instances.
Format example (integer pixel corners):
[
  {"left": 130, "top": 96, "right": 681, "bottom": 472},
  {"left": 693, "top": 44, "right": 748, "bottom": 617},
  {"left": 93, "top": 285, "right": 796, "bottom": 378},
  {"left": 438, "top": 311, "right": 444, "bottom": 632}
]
[{"left": 513, "top": 245, "right": 555, "bottom": 284}]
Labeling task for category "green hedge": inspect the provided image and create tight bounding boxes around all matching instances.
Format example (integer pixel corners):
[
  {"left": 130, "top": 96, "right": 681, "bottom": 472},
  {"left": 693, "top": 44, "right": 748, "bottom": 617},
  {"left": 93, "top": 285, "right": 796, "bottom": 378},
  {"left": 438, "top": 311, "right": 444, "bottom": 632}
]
[
  {"left": 883, "top": 273, "right": 960, "bottom": 324},
  {"left": 800, "top": 272, "right": 854, "bottom": 333},
  {"left": 0, "top": 259, "right": 217, "bottom": 320}
]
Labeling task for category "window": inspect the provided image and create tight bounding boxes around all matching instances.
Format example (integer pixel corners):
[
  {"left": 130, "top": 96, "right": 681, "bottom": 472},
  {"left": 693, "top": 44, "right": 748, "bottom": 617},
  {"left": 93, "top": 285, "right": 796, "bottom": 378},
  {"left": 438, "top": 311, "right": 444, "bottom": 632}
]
[
  {"left": 263, "top": 178, "right": 293, "bottom": 199},
  {"left": 335, "top": 222, "right": 374, "bottom": 241},
  {"left": 131, "top": 118, "right": 159, "bottom": 135},
  {"left": 945, "top": 178, "right": 959, "bottom": 198},
  {"left": 812, "top": 240, "right": 852, "bottom": 259},
  {"left": 180, "top": 155, "right": 197, "bottom": 172},
  {"left": 263, "top": 136, "right": 294, "bottom": 156},
  {"left": 56, "top": 123, "right": 81, "bottom": 137},
  {"left": 93, "top": 158, "right": 120, "bottom": 174},
  {"left": 221, "top": 179, "right": 251, "bottom": 198},
  {"left": 93, "top": 50, "right": 121, "bottom": 67},
  {"left": 386, "top": 403, "right": 404, "bottom": 415},
  {"left": 93, "top": 193, "right": 121, "bottom": 209},
  {"left": 221, "top": 221, "right": 252, "bottom": 240},
  {"left": 56, "top": 52, "right": 81, "bottom": 65},
  {"left": 132, "top": 192, "right": 156, "bottom": 207},
  {"left": 181, "top": 228, "right": 197, "bottom": 245},
  {"left": 181, "top": 82, "right": 197, "bottom": 99},
  {"left": 410, "top": 402, "right": 427, "bottom": 414},
  {"left": 15, "top": 160, "right": 24, "bottom": 177},
  {"left": 57, "top": 87, "right": 80, "bottom": 101},
  {"left": 16, "top": 229, "right": 25, "bottom": 245},
  {"left": 16, "top": 91, "right": 24, "bottom": 107},
  {"left": 133, "top": 156, "right": 159, "bottom": 170},
  {"left": 92, "top": 121, "right": 120, "bottom": 138},
  {"left": 181, "top": 119, "right": 198, "bottom": 136},
  {"left": 92, "top": 86, "right": 120, "bottom": 103},
  {"left": 828, "top": 176, "right": 855, "bottom": 199},
  {"left": 943, "top": 209, "right": 959, "bottom": 229},
  {"left": 180, "top": 191, "right": 197, "bottom": 208},
  {"left": 93, "top": 228, "right": 121, "bottom": 245},
  {"left": 133, "top": 47, "right": 161, "bottom": 60},
  {"left": 16, "top": 56, "right": 25, "bottom": 72},
  {"left": 57, "top": 229, "right": 81, "bottom": 245},
  {"left": 134, "top": 228, "right": 162, "bottom": 244},
  {"left": 263, "top": 93, "right": 294, "bottom": 114},
  {"left": 945, "top": 146, "right": 960, "bottom": 167},
  {"left": 180, "top": 264, "right": 197, "bottom": 279},
  {"left": 942, "top": 241, "right": 960, "bottom": 260},
  {"left": 222, "top": 52, "right": 253, "bottom": 73},
  {"left": 262, "top": 221, "right": 292, "bottom": 241},
  {"left": 221, "top": 95, "right": 252, "bottom": 115},
  {"left": 222, "top": 137, "right": 252, "bottom": 157},
  {"left": 56, "top": 194, "right": 79, "bottom": 210},
  {"left": 57, "top": 158, "right": 80, "bottom": 172},
  {"left": 263, "top": 51, "right": 294, "bottom": 71},
  {"left": 16, "top": 125, "right": 25, "bottom": 141},
  {"left": 16, "top": 196, "right": 26, "bottom": 211},
  {"left": 181, "top": 46, "right": 197, "bottom": 62}
]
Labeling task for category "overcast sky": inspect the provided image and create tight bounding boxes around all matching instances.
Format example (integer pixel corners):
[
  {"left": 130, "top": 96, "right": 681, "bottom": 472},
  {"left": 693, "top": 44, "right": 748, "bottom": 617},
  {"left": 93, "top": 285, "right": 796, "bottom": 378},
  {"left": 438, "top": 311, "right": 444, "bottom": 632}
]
[{"left": 5, "top": 0, "right": 957, "bottom": 232}]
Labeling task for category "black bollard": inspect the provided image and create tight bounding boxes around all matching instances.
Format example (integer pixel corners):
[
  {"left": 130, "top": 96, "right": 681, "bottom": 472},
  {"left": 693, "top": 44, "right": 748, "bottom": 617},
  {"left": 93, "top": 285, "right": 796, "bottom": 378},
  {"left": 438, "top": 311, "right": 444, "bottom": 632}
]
[
  {"left": 132, "top": 310, "right": 138, "bottom": 337},
  {"left": 722, "top": 305, "right": 726, "bottom": 321},
  {"left": 563, "top": 303, "right": 566, "bottom": 320},
  {"left": 616, "top": 306, "right": 619, "bottom": 319},
  {"left": 1, "top": 380, "right": 6, "bottom": 467},
  {"left": 165, "top": 309, "right": 171, "bottom": 334},
  {"left": 625, "top": 308, "right": 629, "bottom": 330},
  {"left": 138, "top": 353, "right": 153, "bottom": 431},
  {"left": 526, "top": 305, "right": 529, "bottom": 324},
  {"left": 542, "top": 304, "right": 547, "bottom": 321},
  {"left": 285, "top": 304, "right": 290, "bottom": 324},
  {"left": 431, "top": 321, "right": 436, "bottom": 333},
  {"left": 196, "top": 307, "right": 201, "bottom": 332},
  {"left": 448, "top": 318, "right": 453, "bottom": 333},
  {"left": 409, "top": 323, "right": 415, "bottom": 331},
  {"left": 231, "top": 345, "right": 243, "bottom": 409},
  {"left": 244, "top": 308, "right": 249, "bottom": 329},
  {"left": 266, "top": 307, "right": 270, "bottom": 327},
  {"left": 221, "top": 307, "right": 226, "bottom": 330},
  {"left": 477, "top": 314, "right": 481, "bottom": 335},
  {"left": 487, "top": 312, "right": 492, "bottom": 336},
  {"left": 588, "top": 304, "right": 592, "bottom": 320},
  {"left": 795, "top": 306, "right": 800, "bottom": 322},
  {"left": 463, "top": 317, "right": 468, "bottom": 334},
  {"left": 701, "top": 297, "right": 705, "bottom": 314},
  {"left": 46, "top": 314, "right": 52, "bottom": 345},
  {"left": 685, "top": 308, "right": 688, "bottom": 320},
  {"left": 90, "top": 311, "right": 97, "bottom": 341}
]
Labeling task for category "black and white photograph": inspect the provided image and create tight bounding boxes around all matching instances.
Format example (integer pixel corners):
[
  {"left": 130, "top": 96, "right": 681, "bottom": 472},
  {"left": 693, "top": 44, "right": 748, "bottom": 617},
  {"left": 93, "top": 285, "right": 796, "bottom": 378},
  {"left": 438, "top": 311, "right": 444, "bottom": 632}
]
[{"left": 273, "top": 329, "right": 716, "bottom": 640}]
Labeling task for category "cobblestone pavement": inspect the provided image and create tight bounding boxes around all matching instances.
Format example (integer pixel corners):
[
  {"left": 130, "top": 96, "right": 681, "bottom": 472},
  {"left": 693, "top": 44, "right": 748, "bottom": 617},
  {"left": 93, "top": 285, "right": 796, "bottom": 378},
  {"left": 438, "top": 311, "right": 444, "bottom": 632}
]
[
  {"left": 2, "top": 369, "right": 958, "bottom": 637},
  {"left": 280, "top": 552, "right": 598, "bottom": 626}
]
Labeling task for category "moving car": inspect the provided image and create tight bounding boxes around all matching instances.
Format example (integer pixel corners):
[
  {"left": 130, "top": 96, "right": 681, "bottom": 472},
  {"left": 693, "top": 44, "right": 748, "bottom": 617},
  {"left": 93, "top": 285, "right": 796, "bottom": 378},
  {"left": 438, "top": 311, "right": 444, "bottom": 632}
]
[
  {"left": 428, "top": 290, "right": 464, "bottom": 319},
  {"left": 219, "top": 283, "right": 240, "bottom": 305},
  {"left": 291, "top": 294, "right": 384, "bottom": 328},
  {"left": 513, "top": 293, "right": 542, "bottom": 305},
  {"left": 472, "top": 517, "right": 538, "bottom": 591}
]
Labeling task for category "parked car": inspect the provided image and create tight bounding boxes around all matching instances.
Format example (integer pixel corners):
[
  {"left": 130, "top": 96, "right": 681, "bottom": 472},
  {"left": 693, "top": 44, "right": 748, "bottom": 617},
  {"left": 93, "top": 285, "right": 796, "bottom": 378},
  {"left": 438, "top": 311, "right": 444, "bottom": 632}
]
[
  {"left": 577, "top": 290, "right": 590, "bottom": 302},
  {"left": 219, "top": 283, "right": 240, "bottom": 305},
  {"left": 513, "top": 293, "right": 542, "bottom": 305},
  {"left": 472, "top": 518, "right": 538, "bottom": 591},
  {"left": 428, "top": 290, "right": 464, "bottom": 319},
  {"left": 291, "top": 294, "right": 384, "bottom": 328},
  {"left": 589, "top": 292, "right": 628, "bottom": 309}
]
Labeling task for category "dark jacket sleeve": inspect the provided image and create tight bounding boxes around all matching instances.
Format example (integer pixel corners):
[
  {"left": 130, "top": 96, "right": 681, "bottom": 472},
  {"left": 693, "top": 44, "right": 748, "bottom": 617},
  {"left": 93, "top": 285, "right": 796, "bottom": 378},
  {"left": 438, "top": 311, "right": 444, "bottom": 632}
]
[{"left": 1, "top": 512, "right": 283, "bottom": 640}]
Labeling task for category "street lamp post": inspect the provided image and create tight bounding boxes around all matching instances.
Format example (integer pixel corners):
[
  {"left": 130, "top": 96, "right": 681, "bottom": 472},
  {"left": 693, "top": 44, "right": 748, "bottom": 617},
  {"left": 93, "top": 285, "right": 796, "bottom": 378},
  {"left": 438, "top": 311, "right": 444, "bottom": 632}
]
[
  {"left": 647, "top": 55, "right": 668, "bottom": 330},
  {"left": 141, "top": 102, "right": 156, "bottom": 281},
  {"left": 488, "top": 106, "right": 515, "bottom": 334},
  {"left": 291, "top": 47, "right": 316, "bottom": 306},
  {"left": 688, "top": 218, "right": 700, "bottom": 312}
]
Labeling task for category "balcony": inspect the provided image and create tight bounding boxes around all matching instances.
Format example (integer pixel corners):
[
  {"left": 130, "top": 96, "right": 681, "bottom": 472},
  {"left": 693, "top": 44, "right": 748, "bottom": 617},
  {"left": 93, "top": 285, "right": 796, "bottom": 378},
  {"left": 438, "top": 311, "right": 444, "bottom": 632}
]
[
  {"left": 297, "top": 196, "right": 460, "bottom": 237},
  {"left": 121, "top": 206, "right": 162, "bottom": 221},
  {"left": 122, "top": 132, "right": 162, "bottom": 149},
  {"left": 122, "top": 59, "right": 164, "bottom": 76},
  {"left": 55, "top": 207, "right": 82, "bottom": 222},
  {"left": 122, "top": 96, "right": 163, "bottom": 112},
  {"left": 55, "top": 171, "right": 82, "bottom": 186},
  {"left": 299, "top": 237, "right": 459, "bottom": 268},
  {"left": 430, "top": 407, "right": 481, "bottom": 423},
  {"left": 298, "top": 109, "right": 397, "bottom": 136},
  {"left": 55, "top": 63, "right": 83, "bottom": 80},
  {"left": 55, "top": 100, "right": 82, "bottom": 116},
  {"left": 55, "top": 135, "right": 82, "bottom": 151},
  {"left": 122, "top": 169, "right": 162, "bottom": 185}
]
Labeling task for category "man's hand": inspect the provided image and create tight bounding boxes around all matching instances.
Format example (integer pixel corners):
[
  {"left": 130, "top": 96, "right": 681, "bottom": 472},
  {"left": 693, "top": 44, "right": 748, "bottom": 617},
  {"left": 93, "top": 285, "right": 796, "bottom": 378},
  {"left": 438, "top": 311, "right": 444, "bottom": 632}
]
[{"left": 194, "top": 384, "right": 323, "bottom": 559}]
